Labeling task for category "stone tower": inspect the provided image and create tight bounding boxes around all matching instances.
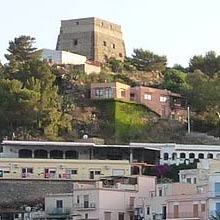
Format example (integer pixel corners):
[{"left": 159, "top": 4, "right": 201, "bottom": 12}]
[{"left": 56, "top": 17, "right": 126, "bottom": 63}]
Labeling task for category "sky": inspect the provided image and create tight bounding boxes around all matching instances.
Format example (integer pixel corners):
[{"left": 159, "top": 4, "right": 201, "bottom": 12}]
[{"left": 1, "top": 0, "right": 220, "bottom": 67}]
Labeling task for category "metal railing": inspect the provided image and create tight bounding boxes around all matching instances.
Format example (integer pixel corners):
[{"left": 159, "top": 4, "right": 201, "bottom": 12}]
[
  {"left": 167, "top": 212, "right": 203, "bottom": 219},
  {"left": 73, "top": 202, "right": 96, "bottom": 210},
  {"left": 46, "top": 208, "right": 71, "bottom": 215}
]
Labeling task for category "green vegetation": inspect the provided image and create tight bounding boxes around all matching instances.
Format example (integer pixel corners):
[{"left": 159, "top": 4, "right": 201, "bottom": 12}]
[
  {"left": 114, "top": 100, "right": 155, "bottom": 143},
  {"left": 0, "top": 36, "right": 72, "bottom": 140}
]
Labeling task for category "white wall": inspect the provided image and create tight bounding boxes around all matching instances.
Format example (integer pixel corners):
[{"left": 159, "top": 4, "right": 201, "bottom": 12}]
[{"left": 41, "top": 49, "right": 86, "bottom": 65}]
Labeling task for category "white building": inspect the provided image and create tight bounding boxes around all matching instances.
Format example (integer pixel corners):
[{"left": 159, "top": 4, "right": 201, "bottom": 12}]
[
  {"left": 131, "top": 143, "right": 220, "bottom": 165},
  {"left": 41, "top": 49, "right": 87, "bottom": 65},
  {"left": 40, "top": 49, "right": 101, "bottom": 74}
]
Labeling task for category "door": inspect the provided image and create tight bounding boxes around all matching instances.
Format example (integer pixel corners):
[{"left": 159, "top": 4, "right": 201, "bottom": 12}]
[{"left": 193, "top": 204, "right": 198, "bottom": 217}]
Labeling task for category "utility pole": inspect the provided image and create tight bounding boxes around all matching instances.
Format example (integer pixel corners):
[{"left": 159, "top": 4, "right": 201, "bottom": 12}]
[{"left": 187, "top": 106, "right": 190, "bottom": 133}]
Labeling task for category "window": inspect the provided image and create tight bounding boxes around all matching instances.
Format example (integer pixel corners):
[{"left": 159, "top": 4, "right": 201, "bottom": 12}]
[
  {"left": 71, "top": 169, "right": 78, "bottom": 175},
  {"left": 76, "top": 21, "right": 79, "bottom": 25},
  {"left": 103, "top": 41, "right": 107, "bottom": 46},
  {"left": 84, "top": 195, "right": 89, "bottom": 208},
  {"left": 144, "top": 93, "right": 152, "bottom": 100},
  {"left": 119, "top": 53, "right": 123, "bottom": 57},
  {"left": 105, "top": 88, "right": 113, "bottom": 98},
  {"left": 160, "top": 96, "right": 167, "bottom": 102},
  {"left": 198, "top": 153, "right": 204, "bottom": 159},
  {"left": 147, "top": 207, "right": 150, "bottom": 215},
  {"left": 172, "top": 153, "right": 177, "bottom": 160},
  {"left": 77, "top": 195, "right": 80, "bottom": 203},
  {"left": 95, "top": 89, "right": 104, "bottom": 97},
  {"left": 189, "top": 153, "right": 195, "bottom": 158},
  {"left": 193, "top": 177, "right": 197, "bottom": 184},
  {"left": 186, "top": 178, "right": 191, "bottom": 183},
  {"left": 118, "top": 212, "right": 124, "bottom": 220},
  {"left": 95, "top": 170, "right": 101, "bottom": 175},
  {"left": 163, "top": 153, "right": 169, "bottom": 160},
  {"left": 111, "top": 43, "right": 115, "bottom": 49},
  {"left": 73, "top": 39, "right": 78, "bottom": 46},
  {"left": 215, "top": 182, "right": 220, "bottom": 196},
  {"left": 56, "top": 200, "right": 63, "bottom": 209},
  {"left": 22, "top": 168, "right": 33, "bottom": 178},
  {"left": 121, "top": 89, "right": 126, "bottom": 97},
  {"left": 85, "top": 213, "right": 88, "bottom": 219},
  {"left": 159, "top": 189, "right": 162, "bottom": 197},
  {"left": 216, "top": 202, "right": 220, "bottom": 211},
  {"left": 180, "top": 153, "right": 186, "bottom": 159},
  {"left": 207, "top": 153, "right": 213, "bottom": 159},
  {"left": 201, "top": 203, "right": 206, "bottom": 212}
]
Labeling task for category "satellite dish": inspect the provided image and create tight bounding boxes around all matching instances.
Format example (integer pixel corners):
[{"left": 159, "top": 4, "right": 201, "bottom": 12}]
[{"left": 83, "top": 134, "right": 88, "bottom": 139}]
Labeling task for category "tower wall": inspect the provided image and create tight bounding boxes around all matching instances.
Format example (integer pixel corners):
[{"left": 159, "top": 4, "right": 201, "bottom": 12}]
[{"left": 56, "top": 17, "right": 126, "bottom": 62}]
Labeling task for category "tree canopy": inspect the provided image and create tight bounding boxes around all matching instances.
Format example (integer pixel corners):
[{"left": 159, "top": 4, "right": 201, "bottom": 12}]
[
  {"left": 0, "top": 35, "right": 72, "bottom": 140},
  {"left": 130, "top": 48, "right": 167, "bottom": 72},
  {"left": 189, "top": 51, "right": 220, "bottom": 77}
]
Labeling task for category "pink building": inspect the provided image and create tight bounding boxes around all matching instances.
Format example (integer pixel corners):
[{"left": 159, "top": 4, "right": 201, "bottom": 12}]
[
  {"left": 166, "top": 184, "right": 208, "bottom": 220},
  {"left": 134, "top": 182, "right": 208, "bottom": 220},
  {"left": 130, "top": 86, "right": 187, "bottom": 119},
  {"left": 45, "top": 175, "right": 156, "bottom": 220}
]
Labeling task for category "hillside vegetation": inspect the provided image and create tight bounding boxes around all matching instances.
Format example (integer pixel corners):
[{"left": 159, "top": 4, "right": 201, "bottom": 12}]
[{"left": 1, "top": 35, "right": 220, "bottom": 143}]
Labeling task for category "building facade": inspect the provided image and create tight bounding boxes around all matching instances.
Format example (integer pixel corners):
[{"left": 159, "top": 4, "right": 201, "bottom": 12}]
[
  {"left": 90, "top": 82, "right": 130, "bottom": 100},
  {"left": 56, "top": 17, "right": 126, "bottom": 63},
  {"left": 45, "top": 176, "right": 156, "bottom": 220},
  {"left": 90, "top": 82, "right": 187, "bottom": 119}
]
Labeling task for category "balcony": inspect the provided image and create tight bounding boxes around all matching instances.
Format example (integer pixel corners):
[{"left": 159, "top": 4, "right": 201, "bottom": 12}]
[
  {"left": 73, "top": 202, "right": 96, "bottom": 210},
  {"left": 127, "top": 204, "right": 135, "bottom": 211},
  {"left": 167, "top": 212, "right": 203, "bottom": 219},
  {"left": 209, "top": 191, "right": 220, "bottom": 198},
  {"left": 46, "top": 208, "right": 71, "bottom": 216}
]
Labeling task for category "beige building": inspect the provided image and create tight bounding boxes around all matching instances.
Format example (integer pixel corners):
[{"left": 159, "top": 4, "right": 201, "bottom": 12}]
[
  {"left": 0, "top": 158, "right": 130, "bottom": 180},
  {"left": 56, "top": 17, "right": 126, "bottom": 62},
  {"left": 90, "top": 82, "right": 130, "bottom": 100}
]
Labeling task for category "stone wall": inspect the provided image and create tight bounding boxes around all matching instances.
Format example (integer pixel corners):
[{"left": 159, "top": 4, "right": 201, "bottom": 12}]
[
  {"left": 0, "top": 179, "right": 76, "bottom": 210},
  {"left": 56, "top": 17, "right": 126, "bottom": 62}
]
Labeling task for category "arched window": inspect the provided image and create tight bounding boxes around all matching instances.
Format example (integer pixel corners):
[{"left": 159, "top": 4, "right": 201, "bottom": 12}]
[
  {"left": 34, "top": 149, "right": 48, "bottom": 158},
  {"left": 65, "top": 150, "right": 79, "bottom": 159},
  {"left": 207, "top": 153, "right": 213, "bottom": 159},
  {"left": 172, "top": 153, "right": 177, "bottom": 160},
  {"left": 19, "top": 149, "right": 32, "bottom": 158},
  {"left": 180, "top": 153, "right": 186, "bottom": 159},
  {"left": 131, "top": 166, "right": 140, "bottom": 175},
  {"left": 50, "top": 150, "right": 63, "bottom": 159},
  {"left": 189, "top": 153, "right": 195, "bottom": 159},
  {"left": 163, "top": 153, "right": 169, "bottom": 160},
  {"left": 198, "top": 153, "right": 204, "bottom": 159}
]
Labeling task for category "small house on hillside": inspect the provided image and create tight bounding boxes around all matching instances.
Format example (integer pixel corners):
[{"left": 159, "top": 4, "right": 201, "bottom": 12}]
[{"left": 90, "top": 82, "right": 187, "bottom": 120}]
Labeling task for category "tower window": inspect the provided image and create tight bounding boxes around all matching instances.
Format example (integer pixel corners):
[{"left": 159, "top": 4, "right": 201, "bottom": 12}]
[
  {"left": 73, "top": 39, "right": 78, "bottom": 46},
  {"left": 111, "top": 43, "right": 115, "bottom": 49},
  {"left": 103, "top": 41, "right": 107, "bottom": 46}
]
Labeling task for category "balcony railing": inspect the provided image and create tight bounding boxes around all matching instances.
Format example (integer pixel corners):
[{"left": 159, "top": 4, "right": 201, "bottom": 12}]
[
  {"left": 209, "top": 191, "right": 220, "bottom": 197},
  {"left": 127, "top": 204, "right": 135, "bottom": 211},
  {"left": 167, "top": 212, "right": 204, "bottom": 219},
  {"left": 46, "top": 208, "right": 71, "bottom": 216},
  {"left": 73, "top": 203, "right": 96, "bottom": 210}
]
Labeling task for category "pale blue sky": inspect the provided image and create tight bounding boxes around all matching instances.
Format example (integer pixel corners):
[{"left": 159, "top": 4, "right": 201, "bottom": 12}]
[{"left": 1, "top": 0, "right": 220, "bottom": 67}]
